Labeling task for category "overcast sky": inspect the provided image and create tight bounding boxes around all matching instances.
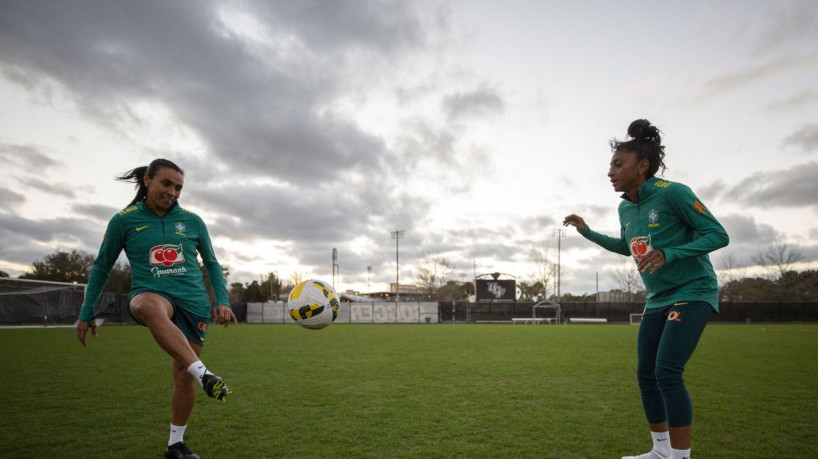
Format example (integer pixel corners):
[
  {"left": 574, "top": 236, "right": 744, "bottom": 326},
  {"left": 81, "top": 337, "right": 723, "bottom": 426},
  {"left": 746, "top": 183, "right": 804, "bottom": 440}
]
[{"left": 1, "top": 0, "right": 817, "bottom": 295}]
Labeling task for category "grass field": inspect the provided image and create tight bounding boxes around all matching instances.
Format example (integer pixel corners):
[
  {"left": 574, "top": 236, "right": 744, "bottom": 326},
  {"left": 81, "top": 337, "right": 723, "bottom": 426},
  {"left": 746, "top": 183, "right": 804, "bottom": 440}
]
[{"left": 1, "top": 323, "right": 816, "bottom": 458}]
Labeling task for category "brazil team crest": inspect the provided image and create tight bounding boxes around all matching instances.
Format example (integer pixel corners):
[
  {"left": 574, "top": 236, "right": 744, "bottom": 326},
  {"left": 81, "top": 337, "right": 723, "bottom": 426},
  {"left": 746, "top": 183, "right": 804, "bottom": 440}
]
[{"left": 648, "top": 209, "right": 659, "bottom": 227}]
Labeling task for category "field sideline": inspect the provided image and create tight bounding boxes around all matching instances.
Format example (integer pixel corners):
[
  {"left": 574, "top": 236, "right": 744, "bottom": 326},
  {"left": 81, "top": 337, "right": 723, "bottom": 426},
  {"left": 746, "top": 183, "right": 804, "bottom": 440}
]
[{"left": 1, "top": 323, "right": 815, "bottom": 458}]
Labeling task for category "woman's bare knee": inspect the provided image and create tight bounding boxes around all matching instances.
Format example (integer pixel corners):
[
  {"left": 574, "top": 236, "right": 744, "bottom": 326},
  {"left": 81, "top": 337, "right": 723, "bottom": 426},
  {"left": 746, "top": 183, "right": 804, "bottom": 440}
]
[{"left": 130, "top": 293, "right": 173, "bottom": 325}]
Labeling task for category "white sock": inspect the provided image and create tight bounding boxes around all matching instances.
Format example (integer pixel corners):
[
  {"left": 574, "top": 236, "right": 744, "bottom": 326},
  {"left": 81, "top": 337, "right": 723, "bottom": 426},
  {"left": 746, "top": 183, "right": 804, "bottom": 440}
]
[
  {"left": 186, "top": 360, "right": 211, "bottom": 387},
  {"left": 651, "top": 431, "right": 671, "bottom": 456},
  {"left": 671, "top": 448, "right": 690, "bottom": 459},
  {"left": 169, "top": 423, "right": 186, "bottom": 446}
]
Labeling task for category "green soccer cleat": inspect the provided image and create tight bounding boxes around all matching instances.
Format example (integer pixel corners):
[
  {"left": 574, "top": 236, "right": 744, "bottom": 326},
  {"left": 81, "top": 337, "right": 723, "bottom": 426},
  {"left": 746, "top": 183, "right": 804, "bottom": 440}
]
[
  {"left": 201, "top": 373, "right": 231, "bottom": 401},
  {"left": 164, "top": 441, "right": 200, "bottom": 459}
]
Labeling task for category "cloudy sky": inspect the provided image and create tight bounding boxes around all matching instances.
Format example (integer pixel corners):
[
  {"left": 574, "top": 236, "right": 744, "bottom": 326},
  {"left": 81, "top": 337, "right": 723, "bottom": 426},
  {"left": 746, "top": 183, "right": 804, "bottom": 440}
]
[{"left": 1, "top": 0, "right": 817, "bottom": 295}]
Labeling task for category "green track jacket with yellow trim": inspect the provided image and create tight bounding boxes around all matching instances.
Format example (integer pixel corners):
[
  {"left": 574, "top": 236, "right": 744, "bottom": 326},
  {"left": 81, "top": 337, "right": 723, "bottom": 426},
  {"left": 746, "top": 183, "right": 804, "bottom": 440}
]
[
  {"left": 79, "top": 201, "right": 229, "bottom": 321},
  {"left": 580, "top": 176, "right": 729, "bottom": 311}
]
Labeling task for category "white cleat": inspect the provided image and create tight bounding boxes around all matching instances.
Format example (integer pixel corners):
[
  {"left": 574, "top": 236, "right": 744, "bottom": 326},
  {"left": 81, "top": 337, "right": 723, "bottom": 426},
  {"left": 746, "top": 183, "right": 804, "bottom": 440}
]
[{"left": 621, "top": 451, "right": 670, "bottom": 459}]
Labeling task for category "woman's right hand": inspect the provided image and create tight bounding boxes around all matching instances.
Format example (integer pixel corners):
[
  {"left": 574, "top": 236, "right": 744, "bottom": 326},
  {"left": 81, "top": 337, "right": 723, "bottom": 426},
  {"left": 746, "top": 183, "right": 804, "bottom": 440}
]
[
  {"left": 76, "top": 320, "right": 96, "bottom": 347},
  {"left": 563, "top": 214, "right": 587, "bottom": 233}
]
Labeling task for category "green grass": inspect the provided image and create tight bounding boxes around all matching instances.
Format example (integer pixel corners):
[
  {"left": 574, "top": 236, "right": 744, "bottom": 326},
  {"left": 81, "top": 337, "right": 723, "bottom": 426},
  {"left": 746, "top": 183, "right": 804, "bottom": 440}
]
[{"left": 1, "top": 324, "right": 816, "bottom": 458}]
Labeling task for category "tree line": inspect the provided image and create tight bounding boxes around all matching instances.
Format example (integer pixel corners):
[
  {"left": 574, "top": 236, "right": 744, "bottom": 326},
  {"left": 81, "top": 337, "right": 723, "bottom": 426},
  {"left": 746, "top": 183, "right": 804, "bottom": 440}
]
[{"left": 4, "top": 243, "right": 815, "bottom": 302}]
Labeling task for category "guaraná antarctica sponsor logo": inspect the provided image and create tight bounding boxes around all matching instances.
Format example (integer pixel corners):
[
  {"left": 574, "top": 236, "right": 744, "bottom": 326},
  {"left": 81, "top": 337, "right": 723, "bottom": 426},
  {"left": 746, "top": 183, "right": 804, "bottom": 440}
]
[
  {"left": 149, "top": 244, "right": 187, "bottom": 277},
  {"left": 629, "top": 235, "right": 653, "bottom": 262}
]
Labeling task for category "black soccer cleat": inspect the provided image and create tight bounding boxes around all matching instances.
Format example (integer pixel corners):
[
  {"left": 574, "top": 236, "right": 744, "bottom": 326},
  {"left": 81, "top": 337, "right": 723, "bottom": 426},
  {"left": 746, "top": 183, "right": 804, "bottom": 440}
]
[
  {"left": 164, "top": 441, "right": 200, "bottom": 459},
  {"left": 201, "top": 373, "right": 231, "bottom": 401}
]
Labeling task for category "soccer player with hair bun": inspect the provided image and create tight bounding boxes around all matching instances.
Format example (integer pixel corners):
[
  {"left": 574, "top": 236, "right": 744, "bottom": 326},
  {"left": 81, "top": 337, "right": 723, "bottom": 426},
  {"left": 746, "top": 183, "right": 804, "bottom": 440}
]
[
  {"left": 77, "top": 158, "right": 237, "bottom": 459},
  {"left": 564, "top": 119, "right": 729, "bottom": 459}
]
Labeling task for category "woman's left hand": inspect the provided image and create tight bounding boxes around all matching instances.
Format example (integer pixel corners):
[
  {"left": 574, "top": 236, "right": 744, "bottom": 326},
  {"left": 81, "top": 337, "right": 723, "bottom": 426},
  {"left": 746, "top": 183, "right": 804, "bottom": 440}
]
[{"left": 638, "top": 249, "right": 666, "bottom": 275}]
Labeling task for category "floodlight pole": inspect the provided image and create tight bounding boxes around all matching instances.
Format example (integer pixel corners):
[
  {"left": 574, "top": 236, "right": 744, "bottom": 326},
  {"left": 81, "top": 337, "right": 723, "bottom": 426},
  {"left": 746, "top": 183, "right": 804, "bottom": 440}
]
[
  {"left": 332, "top": 248, "right": 339, "bottom": 290},
  {"left": 551, "top": 228, "right": 567, "bottom": 301},
  {"left": 391, "top": 230, "right": 405, "bottom": 303}
]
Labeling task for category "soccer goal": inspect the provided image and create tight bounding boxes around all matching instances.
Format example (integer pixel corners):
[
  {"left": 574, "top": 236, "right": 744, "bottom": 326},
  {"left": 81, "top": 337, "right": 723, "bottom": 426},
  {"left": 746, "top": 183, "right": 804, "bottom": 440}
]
[
  {"left": 529, "top": 300, "right": 561, "bottom": 324},
  {"left": 629, "top": 313, "right": 643, "bottom": 325},
  {"left": 0, "top": 278, "right": 87, "bottom": 327}
]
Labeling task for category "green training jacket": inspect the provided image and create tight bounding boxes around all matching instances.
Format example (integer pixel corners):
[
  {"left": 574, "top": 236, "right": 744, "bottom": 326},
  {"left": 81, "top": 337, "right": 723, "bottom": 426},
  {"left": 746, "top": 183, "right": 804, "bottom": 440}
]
[
  {"left": 79, "top": 201, "right": 229, "bottom": 321},
  {"left": 580, "top": 176, "right": 729, "bottom": 311}
]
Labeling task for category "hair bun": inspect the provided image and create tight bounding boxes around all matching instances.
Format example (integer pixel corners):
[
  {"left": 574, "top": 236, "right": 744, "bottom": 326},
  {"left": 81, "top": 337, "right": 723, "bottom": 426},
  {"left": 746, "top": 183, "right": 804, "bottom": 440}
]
[{"left": 627, "top": 119, "right": 661, "bottom": 144}]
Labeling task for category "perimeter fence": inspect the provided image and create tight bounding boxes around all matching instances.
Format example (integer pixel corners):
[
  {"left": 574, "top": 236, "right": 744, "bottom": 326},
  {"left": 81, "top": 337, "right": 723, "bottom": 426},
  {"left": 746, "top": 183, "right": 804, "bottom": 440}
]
[
  {"left": 437, "top": 300, "right": 818, "bottom": 323},
  {"left": 2, "top": 275, "right": 816, "bottom": 327}
]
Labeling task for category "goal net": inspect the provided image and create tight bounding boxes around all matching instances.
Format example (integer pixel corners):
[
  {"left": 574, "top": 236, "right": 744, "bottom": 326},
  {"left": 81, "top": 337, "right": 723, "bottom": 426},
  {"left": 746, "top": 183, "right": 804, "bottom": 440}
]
[
  {"left": 629, "top": 312, "right": 643, "bottom": 325},
  {"left": 0, "top": 278, "right": 87, "bottom": 326}
]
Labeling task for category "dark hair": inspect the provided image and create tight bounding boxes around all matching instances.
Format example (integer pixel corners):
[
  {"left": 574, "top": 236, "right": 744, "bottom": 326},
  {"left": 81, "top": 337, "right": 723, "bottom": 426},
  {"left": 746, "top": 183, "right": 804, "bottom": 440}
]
[
  {"left": 117, "top": 159, "right": 184, "bottom": 206},
  {"left": 610, "top": 119, "right": 666, "bottom": 178}
]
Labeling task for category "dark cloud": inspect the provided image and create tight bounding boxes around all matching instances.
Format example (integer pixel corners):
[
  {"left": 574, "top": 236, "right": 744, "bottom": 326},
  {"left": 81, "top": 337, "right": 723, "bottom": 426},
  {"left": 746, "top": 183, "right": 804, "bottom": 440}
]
[
  {"left": 0, "top": 187, "right": 25, "bottom": 210},
  {"left": 724, "top": 161, "right": 818, "bottom": 208},
  {"left": 697, "top": 179, "right": 727, "bottom": 202},
  {"left": 692, "top": 52, "right": 818, "bottom": 103},
  {"left": 764, "top": 89, "right": 818, "bottom": 112},
  {"left": 442, "top": 85, "right": 504, "bottom": 121},
  {"left": 72, "top": 204, "right": 121, "bottom": 221},
  {"left": 783, "top": 123, "right": 818, "bottom": 153},
  {"left": 0, "top": 143, "right": 58, "bottom": 170},
  {"left": 718, "top": 214, "right": 778, "bottom": 248},
  {"left": 0, "top": 213, "right": 101, "bottom": 269},
  {"left": 799, "top": 243, "right": 818, "bottom": 264},
  {"left": 751, "top": 1, "right": 818, "bottom": 56},
  {"left": 11, "top": 176, "right": 76, "bottom": 199}
]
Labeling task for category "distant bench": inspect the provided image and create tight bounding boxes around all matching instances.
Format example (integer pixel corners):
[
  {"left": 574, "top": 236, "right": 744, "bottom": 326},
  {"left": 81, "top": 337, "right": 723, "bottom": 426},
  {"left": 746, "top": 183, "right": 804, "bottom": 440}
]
[
  {"left": 511, "top": 318, "right": 554, "bottom": 324},
  {"left": 568, "top": 317, "right": 608, "bottom": 324}
]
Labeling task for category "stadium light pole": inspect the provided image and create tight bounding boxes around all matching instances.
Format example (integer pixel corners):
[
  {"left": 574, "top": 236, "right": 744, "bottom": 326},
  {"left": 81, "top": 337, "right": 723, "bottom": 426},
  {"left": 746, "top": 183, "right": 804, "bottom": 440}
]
[
  {"left": 391, "top": 230, "right": 405, "bottom": 303},
  {"left": 551, "top": 228, "right": 567, "bottom": 301},
  {"left": 332, "top": 248, "right": 338, "bottom": 289}
]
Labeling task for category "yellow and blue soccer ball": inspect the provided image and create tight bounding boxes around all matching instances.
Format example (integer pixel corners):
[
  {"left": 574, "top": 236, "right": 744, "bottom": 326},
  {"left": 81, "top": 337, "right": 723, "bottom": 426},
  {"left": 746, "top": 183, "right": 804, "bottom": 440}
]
[{"left": 287, "top": 280, "right": 340, "bottom": 329}]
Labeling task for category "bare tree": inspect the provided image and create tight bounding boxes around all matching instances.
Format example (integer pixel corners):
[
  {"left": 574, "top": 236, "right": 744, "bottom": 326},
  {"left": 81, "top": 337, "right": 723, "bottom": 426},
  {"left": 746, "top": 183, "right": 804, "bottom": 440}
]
[
  {"left": 414, "top": 253, "right": 453, "bottom": 298},
  {"left": 715, "top": 251, "right": 747, "bottom": 287},
  {"left": 289, "top": 270, "right": 306, "bottom": 287},
  {"left": 527, "top": 247, "right": 554, "bottom": 300},
  {"left": 714, "top": 251, "right": 747, "bottom": 301},
  {"left": 611, "top": 259, "right": 643, "bottom": 302},
  {"left": 752, "top": 243, "right": 805, "bottom": 280}
]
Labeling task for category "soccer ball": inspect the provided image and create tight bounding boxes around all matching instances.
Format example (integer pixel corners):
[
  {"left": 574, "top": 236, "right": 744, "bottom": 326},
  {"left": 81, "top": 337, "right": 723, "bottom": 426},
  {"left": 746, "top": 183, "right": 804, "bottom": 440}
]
[{"left": 287, "top": 279, "right": 340, "bottom": 329}]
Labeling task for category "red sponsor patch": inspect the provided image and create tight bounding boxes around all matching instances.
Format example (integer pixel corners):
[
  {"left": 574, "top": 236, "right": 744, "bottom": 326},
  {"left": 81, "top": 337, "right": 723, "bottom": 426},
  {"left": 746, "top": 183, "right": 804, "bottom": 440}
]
[
  {"left": 629, "top": 235, "right": 652, "bottom": 261},
  {"left": 149, "top": 244, "right": 185, "bottom": 267}
]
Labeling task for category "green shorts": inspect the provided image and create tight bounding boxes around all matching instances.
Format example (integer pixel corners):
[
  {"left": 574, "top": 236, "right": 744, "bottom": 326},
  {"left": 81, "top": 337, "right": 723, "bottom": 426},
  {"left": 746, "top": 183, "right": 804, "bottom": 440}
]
[{"left": 129, "top": 290, "right": 211, "bottom": 346}]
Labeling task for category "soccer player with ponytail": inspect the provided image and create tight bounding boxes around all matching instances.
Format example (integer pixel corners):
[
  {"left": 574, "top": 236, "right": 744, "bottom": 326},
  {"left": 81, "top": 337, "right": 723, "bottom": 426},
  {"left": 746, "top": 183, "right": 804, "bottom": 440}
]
[
  {"left": 564, "top": 120, "right": 729, "bottom": 459},
  {"left": 77, "top": 158, "right": 236, "bottom": 459}
]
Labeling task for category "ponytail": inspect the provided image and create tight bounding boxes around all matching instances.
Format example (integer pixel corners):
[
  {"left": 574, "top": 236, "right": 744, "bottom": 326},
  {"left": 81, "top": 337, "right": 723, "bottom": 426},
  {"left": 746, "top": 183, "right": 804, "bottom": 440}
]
[{"left": 117, "top": 159, "right": 183, "bottom": 206}]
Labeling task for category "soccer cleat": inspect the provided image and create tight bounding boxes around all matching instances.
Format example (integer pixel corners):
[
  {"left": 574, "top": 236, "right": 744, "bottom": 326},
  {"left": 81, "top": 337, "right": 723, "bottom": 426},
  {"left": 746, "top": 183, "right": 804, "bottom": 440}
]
[
  {"left": 621, "top": 451, "right": 670, "bottom": 459},
  {"left": 201, "top": 373, "right": 231, "bottom": 400},
  {"left": 164, "top": 441, "right": 200, "bottom": 459}
]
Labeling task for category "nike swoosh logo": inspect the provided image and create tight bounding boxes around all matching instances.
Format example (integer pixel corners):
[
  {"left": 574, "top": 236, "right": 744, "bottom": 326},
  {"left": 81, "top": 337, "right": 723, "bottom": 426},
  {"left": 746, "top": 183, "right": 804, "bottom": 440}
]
[
  {"left": 657, "top": 438, "right": 668, "bottom": 442},
  {"left": 673, "top": 302, "right": 689, "bottom": 306},
  {"left": 625, "top": 221, "right": 631, "bottom": 228},
  {"left": 136, "top": 225, "right": 149, "bottom": 231}
]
